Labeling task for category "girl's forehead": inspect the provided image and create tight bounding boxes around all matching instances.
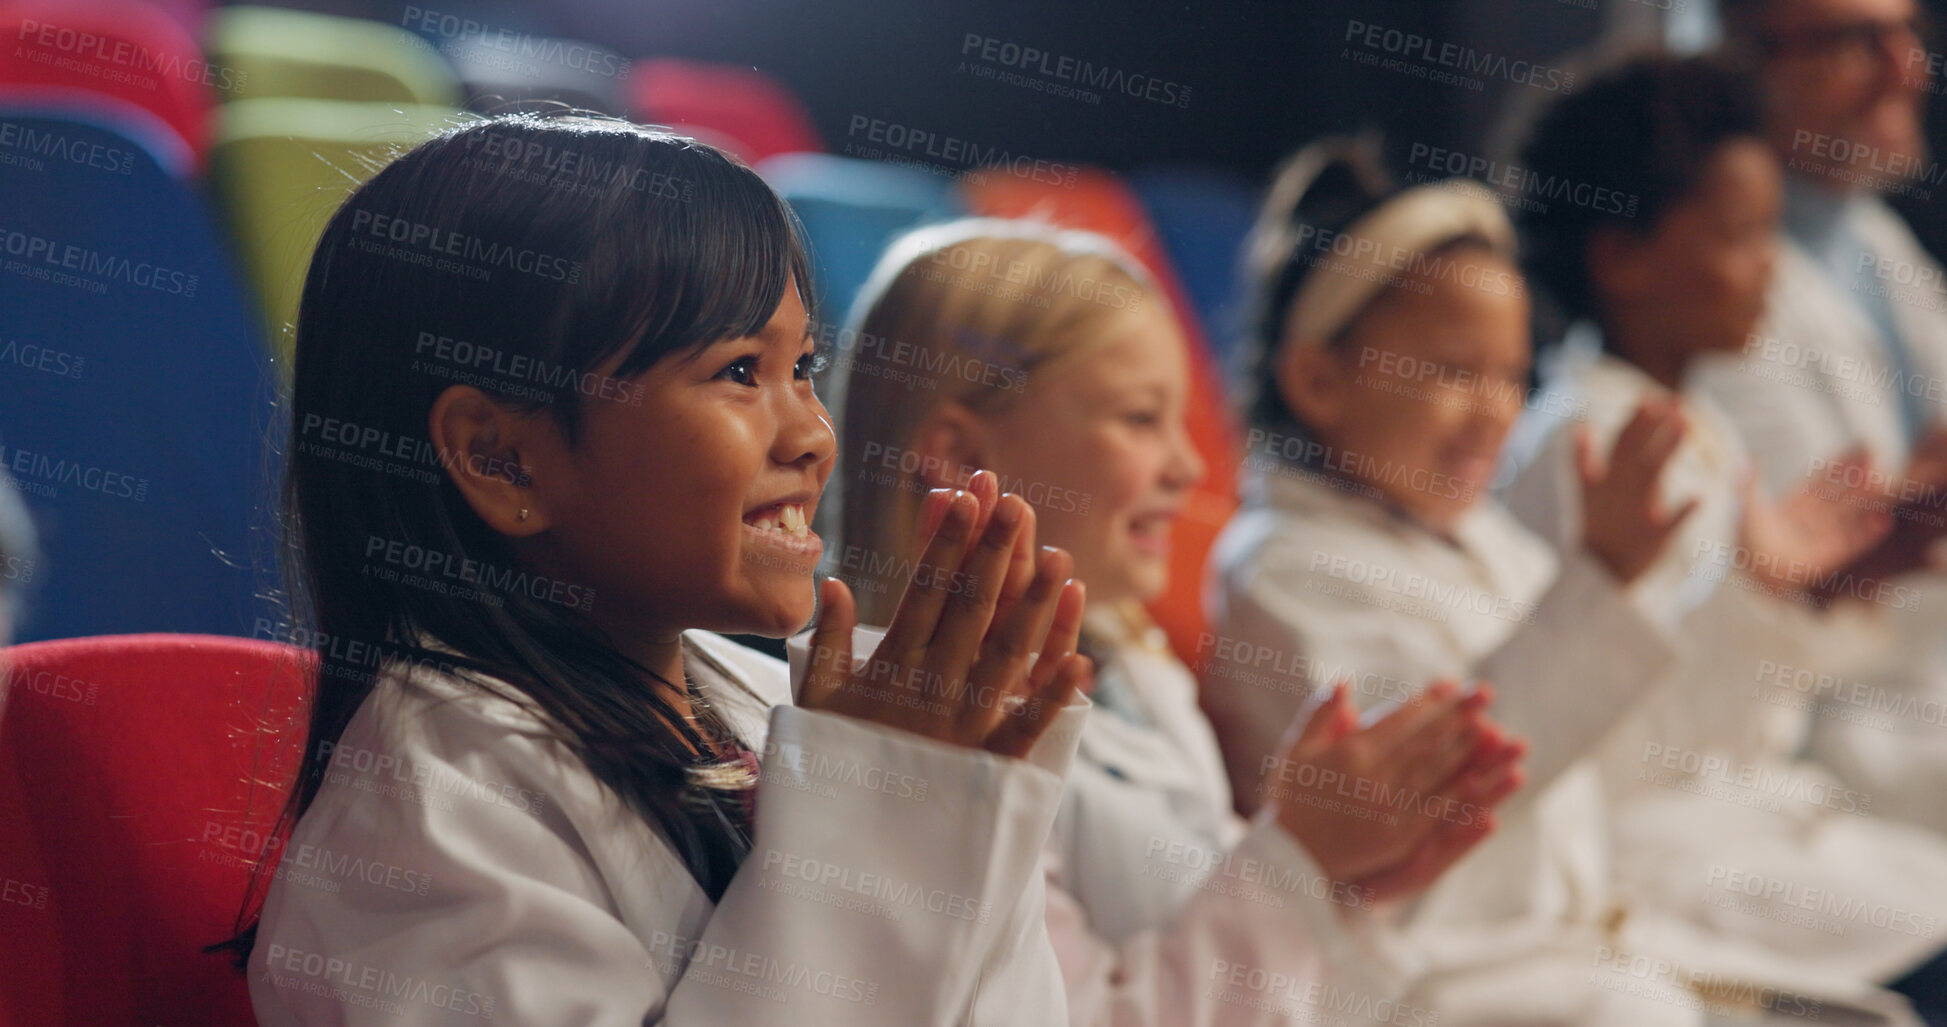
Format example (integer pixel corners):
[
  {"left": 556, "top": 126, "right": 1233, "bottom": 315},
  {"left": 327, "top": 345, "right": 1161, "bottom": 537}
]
[
  {"left": 1054, "top": 324, "right": 1188, "bottom": 395},
  {"left": 1353, "top": 291, "right": 1529, "bottom": 363}
]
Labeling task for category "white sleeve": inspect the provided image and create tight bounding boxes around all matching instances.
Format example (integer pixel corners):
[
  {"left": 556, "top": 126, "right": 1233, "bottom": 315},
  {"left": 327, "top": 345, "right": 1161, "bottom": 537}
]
[
  {"left": 250, "top": 692, "right": 1084, "bottom": 1026},
  {"left": 1052, "top": 817, "right": 1416, "bottom": 1027},
  {"left": 1207, "top": 529, "right": 1671, "bottom": 808},
  {"left": 1202, "top": 538, "right": 1457, "bottom": 812},
  {"left": 1688, "top": 352, "right": 1867, "bottom": 495},
  {"left": 1472, "top": 423, "right": 1680, "bottom": 789},
  {"left": 1474, "top": 550, "right": 1675, "bottom": 791},
  {"left": 691, "top": 701, "right": 1081, "bottom": 1025}
]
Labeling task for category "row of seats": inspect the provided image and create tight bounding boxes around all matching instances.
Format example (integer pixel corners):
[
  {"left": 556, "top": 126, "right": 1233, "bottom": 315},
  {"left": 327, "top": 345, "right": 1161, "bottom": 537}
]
[
  {"left": 6, "top": 0, "right": 1262, "bottom": 354},
  {"left": 0, "top": 0, "right": 1266, "bottom": 655},
  {"left": 0, "top": 7, "right": 302, "bottom": 1008}
]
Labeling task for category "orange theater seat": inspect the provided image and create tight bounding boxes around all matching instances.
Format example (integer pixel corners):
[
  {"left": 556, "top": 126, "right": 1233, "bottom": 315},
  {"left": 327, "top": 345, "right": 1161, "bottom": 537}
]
[
  {"left": 959, "top": 168, "right": 1240, "bottom": 673},
  {"left": 0, "top": 634, "right": 311, "bottom": 1027}
]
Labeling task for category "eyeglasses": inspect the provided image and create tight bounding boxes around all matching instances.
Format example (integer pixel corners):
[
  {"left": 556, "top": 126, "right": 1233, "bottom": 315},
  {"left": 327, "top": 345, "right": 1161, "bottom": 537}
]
[{"left": 1757, "top": 15, "right": 1930, "bottom": 69}]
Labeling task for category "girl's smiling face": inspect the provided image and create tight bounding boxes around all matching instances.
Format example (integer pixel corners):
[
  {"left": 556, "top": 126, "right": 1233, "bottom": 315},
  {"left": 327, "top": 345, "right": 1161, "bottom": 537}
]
[
  {"left": 514, "top": 283, "right": 836, "bottom": 645},
  {"left": 1280, "top": 248, "right": 1531, "bottom": 533},
  {"left": 973, "top": 311, "right": 1204, "bottom": 606}
]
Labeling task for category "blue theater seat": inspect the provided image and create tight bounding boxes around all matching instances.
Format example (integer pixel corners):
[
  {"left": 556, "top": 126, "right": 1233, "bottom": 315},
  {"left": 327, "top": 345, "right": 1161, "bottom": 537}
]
[
  {"left": 757, "top": 151, "right": 964, "bottom": 324},
  {"left": 1129, "top": 164, "right": 1259, "bottom": 364},
  {"left": 0, "top": 106, "right": 276, "bottom": 641}
]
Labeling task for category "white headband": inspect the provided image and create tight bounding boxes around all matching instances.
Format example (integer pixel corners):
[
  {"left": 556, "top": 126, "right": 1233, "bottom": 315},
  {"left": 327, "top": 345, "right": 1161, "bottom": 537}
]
[{"left": 1283, "top": 178, "right": 1515, "bottom": 345}]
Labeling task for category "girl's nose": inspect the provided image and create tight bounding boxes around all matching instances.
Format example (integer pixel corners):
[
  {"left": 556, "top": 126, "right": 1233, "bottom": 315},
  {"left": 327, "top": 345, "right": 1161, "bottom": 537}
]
[{"left": 775, "top": 390, "right": 837, "bottom": 468}]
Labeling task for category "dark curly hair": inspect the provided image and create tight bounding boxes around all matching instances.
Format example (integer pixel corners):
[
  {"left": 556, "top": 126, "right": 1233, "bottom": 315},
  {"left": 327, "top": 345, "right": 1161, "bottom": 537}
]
[{"left": 1517, "top": 54, "right": 1764, "bottom": 328}]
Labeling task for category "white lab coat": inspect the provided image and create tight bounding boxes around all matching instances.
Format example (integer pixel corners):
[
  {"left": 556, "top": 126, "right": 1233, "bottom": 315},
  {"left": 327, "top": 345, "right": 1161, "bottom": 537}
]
[
  {"left": 249, "top": 629, "right": 1084, "bottom": 1026},
  {"left": 787, "top": 623, "right": 1417, "bottom": 1027},
  {"left": 1690, "top": 201, "right": 1947, "bottom": 837},
  {"left": 1507, "top": 350, "right": 1947, "bottom": 993},
  {"left": 1051, "top": 613, "right": 1236, "bottom": 942},
  {"left": 1210, "top": 453, "right": 1938, "bottom": 1023},
  {"left": 1201, "top": 459, "right": 1723, "bottom": 1025}
]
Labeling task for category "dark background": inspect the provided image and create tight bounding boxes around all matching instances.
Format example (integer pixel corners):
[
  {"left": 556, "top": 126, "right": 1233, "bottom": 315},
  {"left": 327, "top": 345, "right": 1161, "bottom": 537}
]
[{"left": 250, "top": 0, "right": 1614, "bottom": 188}]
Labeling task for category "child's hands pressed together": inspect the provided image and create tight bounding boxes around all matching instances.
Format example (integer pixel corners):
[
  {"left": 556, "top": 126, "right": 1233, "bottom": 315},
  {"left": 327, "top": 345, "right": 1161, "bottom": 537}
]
[
  {"left": 1577, "top": 396, "right": 1699, "bottom": 584},
  {"left": 1264, "top": 681, "right": 1526, "bottom": 903},
  {"left": 799, "top": 470, "right": 1092, "bottom": 759}
]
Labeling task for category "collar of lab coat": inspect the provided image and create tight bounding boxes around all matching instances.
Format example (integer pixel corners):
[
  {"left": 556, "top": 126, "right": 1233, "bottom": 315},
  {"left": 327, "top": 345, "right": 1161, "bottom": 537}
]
[
  {"left": 1242, "top": 449, "right": 1549, "bottom": 574},
  {"left": 400, "top": 629, "right": 787, "bottom": 753},
  {"left": 1782, "top": 172, "right": 1857, "bottom": 256},
  {"left": 1558, "top": 349, "right": 1741, "bottom": 479}
]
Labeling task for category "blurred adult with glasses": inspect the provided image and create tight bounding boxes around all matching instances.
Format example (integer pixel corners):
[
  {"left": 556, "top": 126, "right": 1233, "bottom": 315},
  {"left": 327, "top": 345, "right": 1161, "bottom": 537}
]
[
  {"left": 1694, "top": 0, "right": 1947, "bottom": 966},
  {"left": 1703, "top": 0, "right": 1944, "bottom": 482}
]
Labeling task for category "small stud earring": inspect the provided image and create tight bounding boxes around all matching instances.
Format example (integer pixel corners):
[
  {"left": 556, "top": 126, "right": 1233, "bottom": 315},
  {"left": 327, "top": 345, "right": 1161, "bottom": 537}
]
[{"left": 517, "top": 507, "right": 530, "bottom": 522}]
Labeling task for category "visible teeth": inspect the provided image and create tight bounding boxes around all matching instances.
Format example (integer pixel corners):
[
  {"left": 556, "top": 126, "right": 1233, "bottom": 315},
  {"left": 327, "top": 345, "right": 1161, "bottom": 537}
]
[{"left": 749, "top": 503, "right": 809, "bottom": 538}]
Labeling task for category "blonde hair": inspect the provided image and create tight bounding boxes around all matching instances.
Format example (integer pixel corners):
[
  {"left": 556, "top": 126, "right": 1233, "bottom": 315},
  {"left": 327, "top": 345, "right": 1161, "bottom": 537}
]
[{"left": 828, "top": 217, "right": 1169, "bottom": 625}]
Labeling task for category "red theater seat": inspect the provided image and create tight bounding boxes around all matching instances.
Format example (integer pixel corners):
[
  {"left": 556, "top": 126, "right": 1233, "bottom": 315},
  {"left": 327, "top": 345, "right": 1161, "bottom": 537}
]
[
  {"left": 0, "top": 0, "right": 220, "bottom": 170},
  {"left": 0, "top": 634, "right": 311, "bottom": 1026},
  {"left": 629, "top": 58, "right": 821, "bottom": 165}
]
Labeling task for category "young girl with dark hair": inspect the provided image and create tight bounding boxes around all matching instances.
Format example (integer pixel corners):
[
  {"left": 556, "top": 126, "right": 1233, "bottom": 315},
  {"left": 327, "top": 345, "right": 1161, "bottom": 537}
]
[{"left": 232, "top": 113, "right": 1092, "bottom": 1026}]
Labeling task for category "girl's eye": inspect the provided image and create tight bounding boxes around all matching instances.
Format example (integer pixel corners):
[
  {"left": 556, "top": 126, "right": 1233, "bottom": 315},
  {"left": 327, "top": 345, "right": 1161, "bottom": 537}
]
[
  {"left": 714, "top": 356, "right": 758, "bottom": 387},
  {"left": 796, "top": 350, "right": 830, "bottom": 380},
  {"left": 1124, "top": 409, "right": 1162, "bottom": 428}
]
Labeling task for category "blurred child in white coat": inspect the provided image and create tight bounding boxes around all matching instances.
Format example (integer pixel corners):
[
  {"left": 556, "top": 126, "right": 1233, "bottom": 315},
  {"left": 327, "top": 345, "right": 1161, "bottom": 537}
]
[
  {"left": 821, "top": 218, "right": 1528, "bottom": 1025},
  {"left": 1201, "top": 141, "right": 1721, "bottom": 1025},
  {"left": 1510, "top": 53, "right": 1947, "bottom": 1022}
]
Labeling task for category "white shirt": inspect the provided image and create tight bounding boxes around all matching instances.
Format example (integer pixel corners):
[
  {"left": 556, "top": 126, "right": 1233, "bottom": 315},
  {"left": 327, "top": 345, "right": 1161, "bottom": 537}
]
[
  {"left": 250, "top": 629, "right": 1085, "bottom": 1026},
  {"left": 1508, "top": 350, "right": 1947, "bottom": 992},
  {"left": 789, "top": 623, "right": 1416, "bottom": 1026},
  {"left": 1203, "top": 458, "right": 1722, "bottom": 1026}
]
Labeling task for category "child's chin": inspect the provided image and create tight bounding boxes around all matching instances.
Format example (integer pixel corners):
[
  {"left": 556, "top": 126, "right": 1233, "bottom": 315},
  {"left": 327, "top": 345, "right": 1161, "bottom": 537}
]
[
  {"left": 1397, "top": 493, "right": 1472, "bottom": 534},
  {"left": 736, "top": 595, "right": 818, "bottom": 638},
  {"left": 1129, "top": 564, "right": 1171, "bottom": 605}
]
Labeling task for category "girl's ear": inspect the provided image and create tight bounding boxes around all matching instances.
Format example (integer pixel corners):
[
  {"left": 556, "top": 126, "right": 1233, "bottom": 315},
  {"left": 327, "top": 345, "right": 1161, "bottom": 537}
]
[
  {"left": 1587, "top": 224, "right": 1652, "bottom": 307},
  {"left": 1275, "top": 339, "right": 1351, "bottom": 433},
  {"left": 910, "top": 401, "right": 990, "bottom": 490},
  {"left": 428, "top": 385, "right": 549, "bottom": 537}
]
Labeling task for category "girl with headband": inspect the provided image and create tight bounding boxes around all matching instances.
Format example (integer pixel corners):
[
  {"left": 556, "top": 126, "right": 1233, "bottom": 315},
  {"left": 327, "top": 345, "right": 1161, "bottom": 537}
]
[{"left": 1202, "top": 141, "right": 1700, "bottom": 1025}]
